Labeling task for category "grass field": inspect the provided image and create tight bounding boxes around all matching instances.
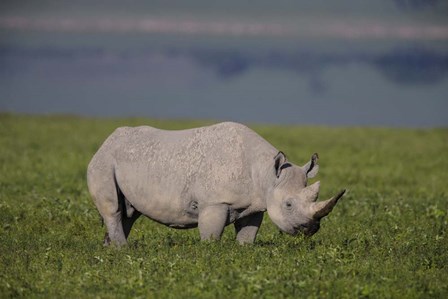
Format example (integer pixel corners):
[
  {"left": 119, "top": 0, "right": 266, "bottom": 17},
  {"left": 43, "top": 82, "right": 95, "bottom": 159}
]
[{"left": 0, "top": 114, "right": 447, "bottom": 298}]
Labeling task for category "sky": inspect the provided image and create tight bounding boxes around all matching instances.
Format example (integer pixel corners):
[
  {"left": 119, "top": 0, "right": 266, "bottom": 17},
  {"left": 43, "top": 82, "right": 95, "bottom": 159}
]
[
  {"left": 1, "top": 1, "right": 447, "bottom": 40},
  {"left": 0, "top": 1, "right": 447, "bottom": 127}
]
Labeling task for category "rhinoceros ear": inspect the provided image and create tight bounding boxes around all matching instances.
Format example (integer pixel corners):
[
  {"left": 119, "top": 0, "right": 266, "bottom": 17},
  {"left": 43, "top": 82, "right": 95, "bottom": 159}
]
[
  {"left": 302, "top": 153, "right": 319, "bottom": 178},
  {"left": 274, "top": 151, "right": 288, "bottom": 178}
]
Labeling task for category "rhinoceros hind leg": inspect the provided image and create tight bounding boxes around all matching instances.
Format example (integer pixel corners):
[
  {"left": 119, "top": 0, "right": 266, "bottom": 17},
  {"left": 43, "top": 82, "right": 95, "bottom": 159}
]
[
  {"left": 198, "top": 204, "right": 228, "bottom": 240},
  {"left": 102, "top": 209, "right": 127, "bottom": 247},
  {"left": 103, "top": 232, "right": 111, "bottom": 246},
  {"left": 104, "top": 203, "right": 141, "bottom": 246},
  {"left": 234, "top": 212, "right": 264, "bottom": 244},
  {"left": 122, "top": 209, "right": 142, "bottom": 239},
  {"left": 88, "top": 165, "right": 127, "bottom": 246}
]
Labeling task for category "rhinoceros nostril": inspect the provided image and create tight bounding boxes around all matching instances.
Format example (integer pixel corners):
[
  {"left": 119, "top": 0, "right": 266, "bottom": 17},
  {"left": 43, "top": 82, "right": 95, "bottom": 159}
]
[{"left": 190, "top": 201, "right": 198, "bottom": 210}]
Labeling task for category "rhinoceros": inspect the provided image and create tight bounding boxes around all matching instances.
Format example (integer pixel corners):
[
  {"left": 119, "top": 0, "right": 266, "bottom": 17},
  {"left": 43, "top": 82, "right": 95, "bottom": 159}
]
[{"left": 87, "top": 122, "right": 345, "bottom": 246}]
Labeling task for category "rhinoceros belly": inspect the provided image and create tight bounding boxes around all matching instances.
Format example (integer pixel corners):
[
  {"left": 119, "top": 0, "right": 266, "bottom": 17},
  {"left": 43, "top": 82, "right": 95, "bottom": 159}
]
[{"left": 114, "top": 163, "right": 199, "bottom": 228}]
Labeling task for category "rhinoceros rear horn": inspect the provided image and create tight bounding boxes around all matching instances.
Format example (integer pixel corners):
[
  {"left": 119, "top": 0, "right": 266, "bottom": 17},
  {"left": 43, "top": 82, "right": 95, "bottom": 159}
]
[
  {"left": 302, "top": 181, "right": 320, "bottom": 202},
  {"left": 312, "top": 189, "right": 346, "bottom": 219}
]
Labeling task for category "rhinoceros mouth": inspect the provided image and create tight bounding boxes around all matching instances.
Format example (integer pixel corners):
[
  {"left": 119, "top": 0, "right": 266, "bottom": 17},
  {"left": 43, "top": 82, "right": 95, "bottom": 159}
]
[
  {"left": 290, "top": 230, "right": 300, "bottom": 236},
  {"left": 282, "top": 226, "right": 299, "bottom": 236}
]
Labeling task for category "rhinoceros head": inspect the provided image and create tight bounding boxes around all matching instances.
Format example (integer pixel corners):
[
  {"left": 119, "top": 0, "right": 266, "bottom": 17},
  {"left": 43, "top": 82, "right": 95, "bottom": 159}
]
[{"left": 266, "top": 152, "right": 345, "bottom": 237}]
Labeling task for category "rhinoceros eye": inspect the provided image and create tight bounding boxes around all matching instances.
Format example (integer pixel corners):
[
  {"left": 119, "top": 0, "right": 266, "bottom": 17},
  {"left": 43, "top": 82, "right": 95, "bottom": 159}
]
[{"left": 284, "top": 199, "right": 293, "bottom": 210}]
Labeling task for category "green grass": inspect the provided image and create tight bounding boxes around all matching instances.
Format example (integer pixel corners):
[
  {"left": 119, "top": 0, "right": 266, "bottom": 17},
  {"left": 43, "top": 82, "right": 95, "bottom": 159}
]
[{"left": 0, "top": 114, "right": 447, "bottom": 298}]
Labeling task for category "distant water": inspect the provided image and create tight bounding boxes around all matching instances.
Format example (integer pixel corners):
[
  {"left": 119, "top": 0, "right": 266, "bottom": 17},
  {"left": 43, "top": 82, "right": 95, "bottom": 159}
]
[{"left": 0, "top": 37, "right": 447, "bottom": 127}]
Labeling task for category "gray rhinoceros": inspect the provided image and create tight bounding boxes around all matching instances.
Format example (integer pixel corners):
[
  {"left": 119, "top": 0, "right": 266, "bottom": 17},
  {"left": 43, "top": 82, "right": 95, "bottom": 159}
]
[{"left": 87, "top": 122, "right": 345, "bottom": 246}]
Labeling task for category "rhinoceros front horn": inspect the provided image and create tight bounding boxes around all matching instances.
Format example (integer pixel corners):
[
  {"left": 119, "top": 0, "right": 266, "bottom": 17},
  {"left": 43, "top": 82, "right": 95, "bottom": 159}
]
[{"left": 312, "top": 189, "right": 346, "bottom": 219}]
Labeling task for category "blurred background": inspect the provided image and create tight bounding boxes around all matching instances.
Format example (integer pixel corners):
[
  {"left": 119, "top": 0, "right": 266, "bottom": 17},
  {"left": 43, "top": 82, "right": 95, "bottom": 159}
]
[{"left": 0, "top": 0, "right": 447, "bottom": 127}]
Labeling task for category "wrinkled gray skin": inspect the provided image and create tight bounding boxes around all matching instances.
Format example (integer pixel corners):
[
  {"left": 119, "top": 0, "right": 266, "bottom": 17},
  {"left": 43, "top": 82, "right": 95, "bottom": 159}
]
[{"left": 87, "top": 122, "right": 345, "bottom": 246}]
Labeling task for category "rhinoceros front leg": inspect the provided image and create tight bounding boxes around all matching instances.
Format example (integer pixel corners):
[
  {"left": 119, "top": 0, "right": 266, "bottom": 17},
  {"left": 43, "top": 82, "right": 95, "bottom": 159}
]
[
  {"left": 198, "top": 204, "right": 228, "bottom": 241},
  {"left": 234, "top": 212, "right": 264, "bottom": 244}
]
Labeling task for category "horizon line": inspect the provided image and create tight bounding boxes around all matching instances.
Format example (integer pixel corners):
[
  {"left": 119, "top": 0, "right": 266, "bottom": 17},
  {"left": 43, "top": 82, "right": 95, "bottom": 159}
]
[{"left": 1, "top": 16, "right": 448, "bottom": 41}]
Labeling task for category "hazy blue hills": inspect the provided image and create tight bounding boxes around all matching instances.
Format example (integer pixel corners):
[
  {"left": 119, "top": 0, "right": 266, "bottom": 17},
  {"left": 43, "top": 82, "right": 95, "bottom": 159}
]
[{"left": 1, "top": 45, "right": 447, "bottom": 85}]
